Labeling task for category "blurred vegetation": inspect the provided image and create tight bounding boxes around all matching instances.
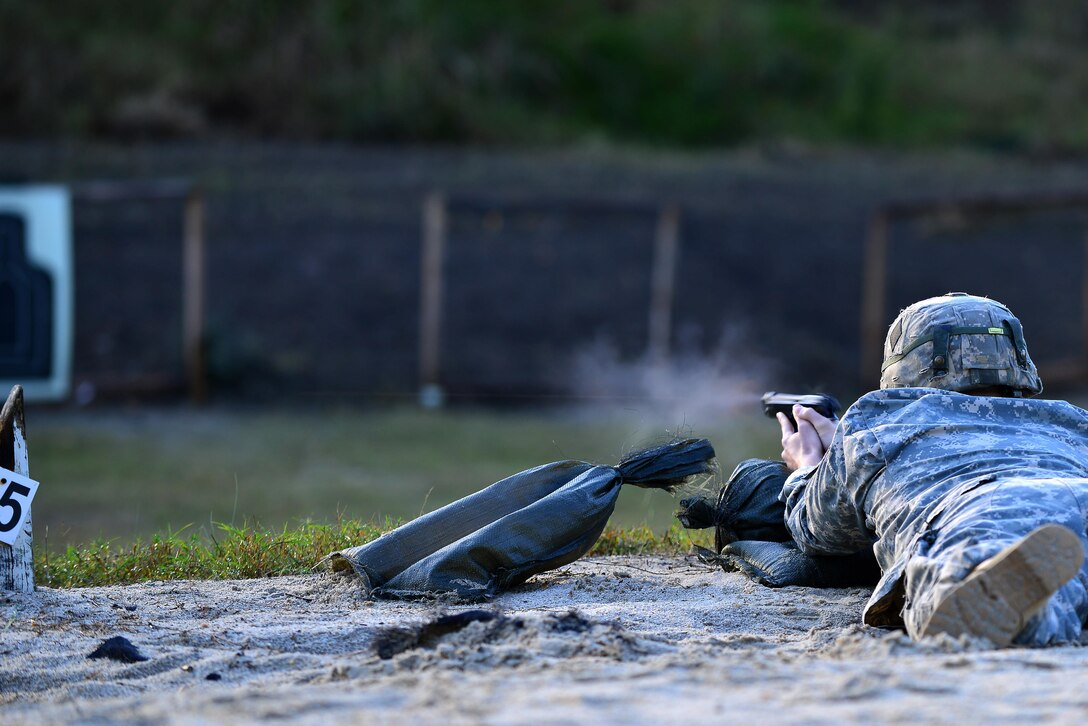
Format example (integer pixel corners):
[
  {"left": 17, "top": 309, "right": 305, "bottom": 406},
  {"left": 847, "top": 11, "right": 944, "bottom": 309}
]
[{"left": 3, "top": 0, "right": 1088, "bottom": 151}]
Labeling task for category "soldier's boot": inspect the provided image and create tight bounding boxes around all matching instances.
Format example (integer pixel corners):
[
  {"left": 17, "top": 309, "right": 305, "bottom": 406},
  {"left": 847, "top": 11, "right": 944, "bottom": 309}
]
[{"left": 919, "top": 524, "right": 1085, "bottom": 647}]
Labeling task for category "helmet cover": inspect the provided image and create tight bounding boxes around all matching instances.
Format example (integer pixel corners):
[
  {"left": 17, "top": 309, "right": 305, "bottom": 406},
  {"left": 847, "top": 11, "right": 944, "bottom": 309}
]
[{"left": 880, "top": 293, "right": 1042, "bottom": 396}]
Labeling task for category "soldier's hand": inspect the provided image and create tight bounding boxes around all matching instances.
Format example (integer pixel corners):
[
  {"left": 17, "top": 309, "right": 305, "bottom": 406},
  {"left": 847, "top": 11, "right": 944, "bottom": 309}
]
[
  {"left": 777, "top": 404, "right": 830, "bottom": 470},
  {"left": 794, "top": 404, "right": 837, "bottom": 450}
]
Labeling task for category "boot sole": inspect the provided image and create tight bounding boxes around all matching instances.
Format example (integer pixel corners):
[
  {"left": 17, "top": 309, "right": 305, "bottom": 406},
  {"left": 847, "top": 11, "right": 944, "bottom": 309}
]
[{"left": 919, "top": 523, "right": 1085, "bottom": 646}]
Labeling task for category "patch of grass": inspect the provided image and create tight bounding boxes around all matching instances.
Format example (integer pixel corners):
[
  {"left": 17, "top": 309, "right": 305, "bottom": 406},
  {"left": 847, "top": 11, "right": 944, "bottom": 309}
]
[
  {"left": 28, "top": 406, "right": 779, "bottom": 552},
  {"left": 590, "top": 522, "right": 712, "bottom": 557},
  {"left": 26, "top": 406, "right": 774, "bottom": 587},
  {"left": 34, "top": 519, "right": 711, "bottom": 588},
  {"left": 34, "top": 518, "right": 386, "bottom": 588}
]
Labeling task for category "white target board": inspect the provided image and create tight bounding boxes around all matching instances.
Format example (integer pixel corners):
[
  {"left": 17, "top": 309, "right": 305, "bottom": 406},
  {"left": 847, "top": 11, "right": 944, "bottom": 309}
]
[{"left": 0, "top": 186, "right": 73, "bottom": 401}]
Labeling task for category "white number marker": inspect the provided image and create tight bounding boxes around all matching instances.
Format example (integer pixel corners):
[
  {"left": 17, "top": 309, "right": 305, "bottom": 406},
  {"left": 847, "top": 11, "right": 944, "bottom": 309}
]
[{"left": 0, "top": 467, "right": 38, "bottom": 547}]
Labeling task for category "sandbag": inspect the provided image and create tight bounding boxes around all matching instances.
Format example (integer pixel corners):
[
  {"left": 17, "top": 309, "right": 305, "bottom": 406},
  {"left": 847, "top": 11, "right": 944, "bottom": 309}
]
[
  {"left": 699, "top": 540, "right": 881, "bottom": 588},
  {"left": 676, "top": 458, "right": 793, "bottom": 550},
  {"left": 679, "top": 458, "right": 881, "bottom": 588},
  {"left": 327, "top": 438, "right": 716, "bottom": 599}
]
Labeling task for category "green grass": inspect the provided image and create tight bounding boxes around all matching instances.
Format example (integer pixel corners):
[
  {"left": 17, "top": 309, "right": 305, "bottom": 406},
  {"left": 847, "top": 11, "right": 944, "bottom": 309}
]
[
  {"left": 33, "top": 519, "right": 713, "bottom": 588},
  {"left": 26, "top": 405, "right": 778, "bottom": 556},
  {"left": 24, "top": 405, "right": 771, "bottom": 587},
  {"left": 34, "top": 519, "right": 386, "bottom": 588}
]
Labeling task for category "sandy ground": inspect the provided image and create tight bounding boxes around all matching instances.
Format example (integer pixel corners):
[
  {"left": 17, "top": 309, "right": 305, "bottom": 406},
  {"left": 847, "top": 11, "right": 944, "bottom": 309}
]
[{"left": 3, "top": 555, "right": 1088, "bottom": 724}]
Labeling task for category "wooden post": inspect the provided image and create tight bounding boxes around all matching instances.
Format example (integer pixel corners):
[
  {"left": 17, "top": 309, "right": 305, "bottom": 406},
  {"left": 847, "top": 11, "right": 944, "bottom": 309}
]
[
  {"left": 648, "top": 203, "right": 681, "bottom": 362},
  {"left": 419, "top": 192, "right": 448, "bottom": 408},
  {"left": 1082, "top": 229, "right": 1088, "bottom": 380},
  {"left": 183, "top": 190, "right": 208, "bottom": 405},
  {"left": 860, "top": 212, "right": 889, "bottom": 389},
  {"left": 0, "top": 386, "right": 32, "bottom": 592}
]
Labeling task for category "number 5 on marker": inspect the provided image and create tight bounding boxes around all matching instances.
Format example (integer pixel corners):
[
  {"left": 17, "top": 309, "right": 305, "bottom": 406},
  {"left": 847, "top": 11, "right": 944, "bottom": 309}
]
[{"left": 0, "top": 467, "right": 38, "bottom": 547}]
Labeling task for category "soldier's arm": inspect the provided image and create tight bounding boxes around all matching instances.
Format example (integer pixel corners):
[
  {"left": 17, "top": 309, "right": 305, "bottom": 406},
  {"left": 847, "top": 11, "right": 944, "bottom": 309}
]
[{"left": 779, "top": 411, "right": 884, "bottom": 556}]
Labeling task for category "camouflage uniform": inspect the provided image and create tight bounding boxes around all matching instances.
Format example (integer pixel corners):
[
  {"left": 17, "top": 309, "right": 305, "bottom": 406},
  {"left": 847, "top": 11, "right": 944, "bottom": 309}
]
[{"left": 781, "top": 387, "right": 1088, "bottom": 644}]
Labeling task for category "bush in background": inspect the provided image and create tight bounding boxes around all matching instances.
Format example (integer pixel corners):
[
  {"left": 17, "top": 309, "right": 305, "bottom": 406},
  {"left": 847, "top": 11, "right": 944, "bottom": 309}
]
[{"left": 3, "top": 0, "right": 1087, "bottom": 151}]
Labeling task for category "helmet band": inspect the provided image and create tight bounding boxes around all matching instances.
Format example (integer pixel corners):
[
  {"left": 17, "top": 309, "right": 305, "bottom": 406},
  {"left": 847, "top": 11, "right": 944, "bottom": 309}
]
[{"left": 881, "top": 325, "right": 1009, "bottom": 372}]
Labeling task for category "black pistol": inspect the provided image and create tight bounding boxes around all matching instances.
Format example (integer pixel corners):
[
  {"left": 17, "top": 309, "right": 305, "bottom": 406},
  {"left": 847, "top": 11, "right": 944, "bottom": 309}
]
[{"left": 761, "top": 391, "right": 841, "bottom": 427}]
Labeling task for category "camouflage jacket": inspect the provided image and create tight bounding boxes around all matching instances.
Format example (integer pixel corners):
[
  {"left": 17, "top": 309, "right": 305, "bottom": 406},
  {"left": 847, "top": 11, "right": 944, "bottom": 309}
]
[{"left": 781, "top": 388, "right": 1088, "bottom": 626}]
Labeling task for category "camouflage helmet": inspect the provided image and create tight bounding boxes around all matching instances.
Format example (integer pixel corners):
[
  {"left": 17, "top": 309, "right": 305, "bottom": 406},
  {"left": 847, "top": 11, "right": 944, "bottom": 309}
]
[{"left": 880, "top": 293, "right": 1043, "bottom": 396}]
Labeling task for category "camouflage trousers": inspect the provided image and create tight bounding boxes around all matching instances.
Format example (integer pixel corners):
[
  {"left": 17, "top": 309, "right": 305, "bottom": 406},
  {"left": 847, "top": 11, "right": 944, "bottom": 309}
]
[{"left": 901, "top": 478, "right": 1088, "bottom": 645}]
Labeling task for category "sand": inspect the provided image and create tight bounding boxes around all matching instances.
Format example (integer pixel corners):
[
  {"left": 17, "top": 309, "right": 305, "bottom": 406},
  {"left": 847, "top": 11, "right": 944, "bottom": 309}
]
[{"left": 3, "top": 554, "right": 1088, "bottom": 724}]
